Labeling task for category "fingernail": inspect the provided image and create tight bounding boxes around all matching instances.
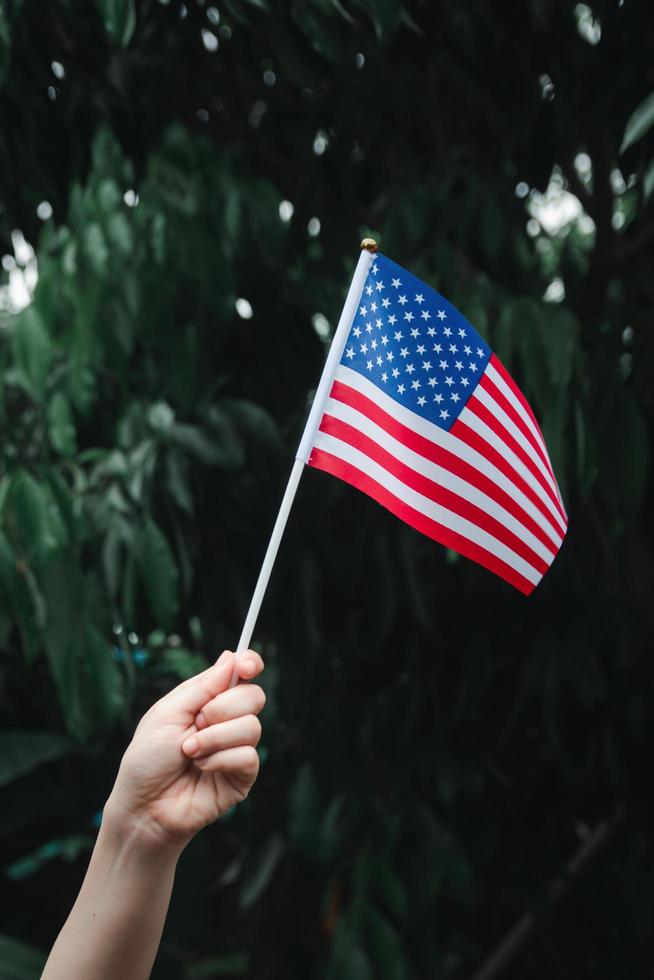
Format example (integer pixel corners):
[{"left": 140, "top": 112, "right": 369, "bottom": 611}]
[{"left": 183, "top": 736, "right": 199, "bottom": 756}]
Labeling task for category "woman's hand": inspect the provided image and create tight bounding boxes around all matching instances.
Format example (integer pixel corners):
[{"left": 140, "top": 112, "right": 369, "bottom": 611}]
[{"left": 105, "top": 650, "right": 265, "bottom": 850}]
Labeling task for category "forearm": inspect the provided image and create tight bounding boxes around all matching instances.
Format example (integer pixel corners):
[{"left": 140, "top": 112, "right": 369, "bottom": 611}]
[{"left": 41, "top": 798, "right": 184, "bottom": 980}]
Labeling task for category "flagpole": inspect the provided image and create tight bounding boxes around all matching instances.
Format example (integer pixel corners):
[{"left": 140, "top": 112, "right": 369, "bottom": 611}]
[{"left": 234, "top": 239, "right": 377, "bottom": 660}]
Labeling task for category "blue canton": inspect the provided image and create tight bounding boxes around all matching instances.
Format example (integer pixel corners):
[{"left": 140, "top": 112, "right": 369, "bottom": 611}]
[{"left": 340, "top": 254, "right": 491, "bottom": 431}]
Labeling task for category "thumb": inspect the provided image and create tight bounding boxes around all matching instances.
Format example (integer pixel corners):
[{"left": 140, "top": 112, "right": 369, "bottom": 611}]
[{"left": 168, "top": 650, "right": 235, "bottom": 716}]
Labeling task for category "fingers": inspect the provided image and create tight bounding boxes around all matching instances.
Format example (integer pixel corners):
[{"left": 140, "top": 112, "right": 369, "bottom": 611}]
[
  {"left": 235, "top": 649, "right": 264, "bottom": 682},
  {"left": 194, "top": 679, "right": 266, "bottom": 731},
  {"left": 168, "top": 650, "right": 236, "bottom": 716},
  {"left": 182, "top": 714, "right": 261, "bottom": 758},
  {"left": 192, "top": 745, "right": 260, "bottom": 786}
]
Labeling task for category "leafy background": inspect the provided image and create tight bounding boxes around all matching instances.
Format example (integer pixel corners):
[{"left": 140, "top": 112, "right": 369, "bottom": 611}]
[{"left": 1, "top": 0, "right": 653, "bottom": 977}]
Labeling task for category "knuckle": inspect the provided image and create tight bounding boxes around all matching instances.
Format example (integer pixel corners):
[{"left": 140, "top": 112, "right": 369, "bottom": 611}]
[
  {"left": 246, "top": 714, "right": 262, "bottom": 743},
  {"left": 251, "top": 685, "right": 266, "bottom": 712}
]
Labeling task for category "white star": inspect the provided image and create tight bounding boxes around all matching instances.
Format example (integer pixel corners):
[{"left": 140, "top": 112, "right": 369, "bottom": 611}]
[
  {"left": 359, "top": 305, "right": 367, "bottom": 316},
  {"left": 464, "top": 345, "right": 472, "bottom": 355},
  {"left": 392, "top": 367, "right": 400, "bottom": 378},
  {"left": 458, "top": 328, "right": 466, "bottom": 338},
  {"left": 400, "top": 347, "right": 409, "bottom": 358},
  {"left": 382, "top": 297, "right": 390, "bottom": 308},
  {"left": 437, "top": 310, "right": 447, "bottom": 321},
  {"left": 366, "top": 359, "right": 373, "bottom": 371},
  {"left": 434, "top": 393, "right": 443, "bottom": 404},
  {"left": 397, "top": 383, "right": 405, "bottom": 394},
  {"left": 371, "top": 339, "right": 378, "bottom": 350},
  {"left": 433, "top": 343, "right": 442, "bottom": 353},
  {"left": 376, "top": 318, "right": 383, "bottom": 328},
  {"left": 421, "top": 310, "right": 431, "bottom": 321},
  {"left": 443, "top": 326, "right": 452, "bottom": 337},
  {"left": 388, "top": 314, "right": 397, "bottom": 326},
  {"left": 365, "top": 322, "right": 373, "bottom": 333},
  {"left": 398, "top": 295, "right": 408, "bottom": 306},
  {"left": 451, "top": 392, "right": 460, "bottom": 403},
  {"left": 376, "top": 280, "right": 384, "bottom": 291},
  {"left": 469, "top": 362, "right": 478, "bottom": 372},
  {"left": 405, "top": 363, "right": 415, "bottom": 375},
  {"left": 405, "top": 311, "right": 415, "bottom": 322},
  {"left": 381, "top": 335, "right": 389, "bottom": 345},
  {"left": 416, "top": 344, "right": 426, "bottom": 354},
  {"left": 371, "top": 263, "right": 378, "bottom": 274},
  {"left": 365, "top": 285, "right": 373, "bottom": 296},
  {"left": 422, "top": 360, "right": 432, "bottom": 370},
  {"left": 386, "top": 351, "right": 394, "bottom": 362},
  {"left": 376, "top": 355, "right": 383, "bottom": 366},
  {"left": 370, "top": 301, "right": 377, "bottom": 313},
  {"left": 461, "top": 377, "right": 470, "bottom": 387},
  {"left": 391, "top": 277, "right": 401, "bottom": 288},
  {"left": 415, "top": 293, "right": 424, "bottom": 304},
  {"left": 444, "top": 376, "right": 454, "bottom": 386},
  {"left": 455, "top": 360, "right": 463, "bottom": 370},
  {"left": 449, "top": 343, "right": 458, "bottom": 353},
  {"left": 353, "top": 326, "right": 362, "bottom": 338},
  {"left": 439, "top": 359, "right": 448, "bottom": 369},
  {"left": 410, "top": 327, "right": 420, "bottom": 338},
  {"left": 381, "top": 372, "right": 388, "bottom": 382},
  {"left": 417, "top": 395, "right": 426, "bottom": 407},
  {"left": 394, "top": 330, "right": 403, "bottom": 341},
  {"left": 476, "top": 347, "right": 483, "bottom": 358},
  {"left": 360, "top": 342, "right": 368, "bottom": 353},
  {"left": 411, "top": 379, "right": 421, "bottom": 390},
  {"left": 345, "top": 347, "right": 355, "bottom": 360},
  {"left": 439, "top": 409, "right": 450, "bottom": 420},
  {"left": 427, "top": 376, "right": 437, "bottom": 387}
]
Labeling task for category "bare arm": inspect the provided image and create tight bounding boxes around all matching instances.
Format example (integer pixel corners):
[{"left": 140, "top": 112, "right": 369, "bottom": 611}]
[{"left": 42, "top": 649, "right": 265, "bottom": 980}]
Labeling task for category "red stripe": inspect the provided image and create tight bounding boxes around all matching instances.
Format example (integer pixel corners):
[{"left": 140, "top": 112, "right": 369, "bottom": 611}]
[
  {"left": 451, "top": 414, "right": 566, "bottom": 540},
  {"left": 329, "top": 379, "right": 561, "bottom": 553},
  {"left": 491, "top": 355, "right": 551, "bottom": 455},
  {"left": 308, "top": 447, "right": 537, "bottom": 595},
  {"left": 318, "top": 414, "right": 550, "bottom": 575},
  {"left": 463, "top": 394, "right": 568, "bottom": 527},
  {"left": 479, "top": 371, "right": 558, "bottom": 488}
]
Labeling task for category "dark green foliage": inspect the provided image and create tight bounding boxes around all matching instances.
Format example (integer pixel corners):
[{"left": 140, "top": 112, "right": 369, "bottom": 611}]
[{"left": 1, "top": 0, "right": 654, "bottom": 977}]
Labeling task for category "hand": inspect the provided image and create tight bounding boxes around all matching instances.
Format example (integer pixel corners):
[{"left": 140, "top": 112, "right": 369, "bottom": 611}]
[{"left": 106, "top": 650, "right": 265, "bottom": 850}]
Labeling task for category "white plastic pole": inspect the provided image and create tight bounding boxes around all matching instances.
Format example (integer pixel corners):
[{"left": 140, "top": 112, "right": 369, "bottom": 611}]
[{"left": 235, "top": 246, "right": 374, "bottom": 659}]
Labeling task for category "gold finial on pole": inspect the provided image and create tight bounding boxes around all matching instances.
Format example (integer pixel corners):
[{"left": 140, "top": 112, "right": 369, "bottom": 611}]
[{"left": 360, "top": 237, "right": 378, "bottom": 253}]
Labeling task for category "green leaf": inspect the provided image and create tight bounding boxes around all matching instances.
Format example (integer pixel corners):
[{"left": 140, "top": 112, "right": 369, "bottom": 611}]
[
  {"left": 0, "top": 731, "right": 72, "bottom": 787},
  {"left": 47, "top": 392, "right": 77, "bottom": 456},
  {"left": 620, "top": 91, "right": 654, "bottom": 154},
  {"left": 139, "top": 518, "right": 179, "bottom": 629},
  {"left": 94, "top": 0, "right": 136, "bottom": 46},
  {"left": 539, "top": 307, "right": 579, "bottom": 389},
  {"left": 240, "top": 833, "right": 285, "bottom": 909},
  {"left": 11, "top": 306, "right": 52, "bottom": 401},
  {"left": 644, "top": 158, "right": 654, "bottom": 201},
  {"left": 366, "top": 906, "right": 409, "bottom": 980},
  {"left": 0, "top": 935, "right": 45, "bottom": 980},
  {"left": 83, "top": 623, "right": 125, "bottom": 731},
  {"left": 9, "top": 469, "right": 57, "bottom": 560}
]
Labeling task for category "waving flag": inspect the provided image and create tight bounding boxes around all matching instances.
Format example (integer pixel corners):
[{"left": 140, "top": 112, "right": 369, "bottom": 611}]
[{"left": 304, "top": 253, "right": 567, "bottom": 595}]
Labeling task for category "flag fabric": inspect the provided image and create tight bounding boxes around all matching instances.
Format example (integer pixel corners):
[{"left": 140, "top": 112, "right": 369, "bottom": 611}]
[{"left": 306, "top": 253, "right": 568, "bottom": 595}]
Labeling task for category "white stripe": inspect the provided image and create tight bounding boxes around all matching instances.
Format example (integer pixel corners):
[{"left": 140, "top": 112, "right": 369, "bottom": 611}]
[
  {"left": 323, "top": 396, "right": 556, "bottom": 566},
  {"left": 486, "top": 362, "right": 569, "bottom": 519},
  {"left": 474, "top": 383, "right": 561, "bottom": 503},
  {"left": 460, "top": 405, "right": 568, "bottom": 536},
  {"left": 332, "top": 365, "right": 564, "bottom": 548},
  {"left": 313, "top": 429, "right": 542, "bottom": 586},
  {"left": 485, "top": 363, "right": 552, "bottom": 467}
]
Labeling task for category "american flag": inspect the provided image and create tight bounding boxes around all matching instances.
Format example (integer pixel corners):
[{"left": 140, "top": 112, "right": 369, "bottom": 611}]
[{"left": 306, "top": 253, "right": 568, "bottom": 595}]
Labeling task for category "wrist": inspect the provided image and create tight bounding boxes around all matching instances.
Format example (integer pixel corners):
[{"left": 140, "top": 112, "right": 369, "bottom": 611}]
[{"left": 102, "top": 794, "right": 189, "bottom": 864}]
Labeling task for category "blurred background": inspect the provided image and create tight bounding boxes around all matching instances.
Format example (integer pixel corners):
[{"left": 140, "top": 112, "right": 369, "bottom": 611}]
[{"left": 1, "top": 1, "right": 653, "bottom": 977}]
